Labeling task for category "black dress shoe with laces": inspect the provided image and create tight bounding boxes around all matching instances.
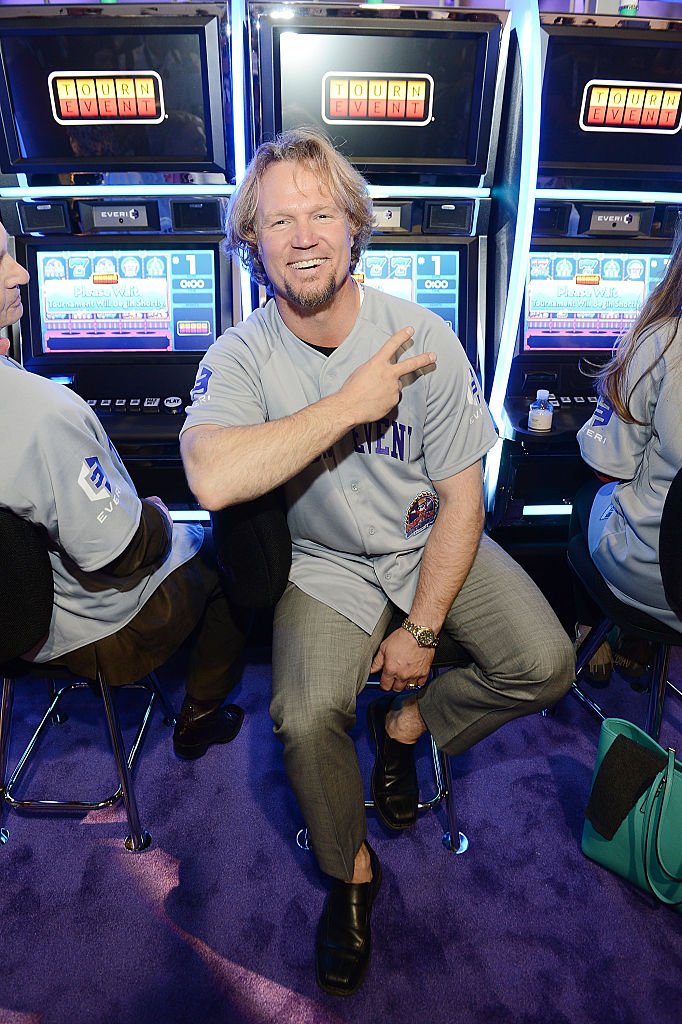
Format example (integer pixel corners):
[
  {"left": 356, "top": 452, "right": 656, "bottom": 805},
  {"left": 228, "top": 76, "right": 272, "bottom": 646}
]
[
  {"left": 367, "top": 694, "right": 418, "bottom": 830},
  {"left": 316, "top": 843, "right": 382, "bottom": 996},
  {"left": 173, "top": 697, "right": 244, "bottom": 760}
]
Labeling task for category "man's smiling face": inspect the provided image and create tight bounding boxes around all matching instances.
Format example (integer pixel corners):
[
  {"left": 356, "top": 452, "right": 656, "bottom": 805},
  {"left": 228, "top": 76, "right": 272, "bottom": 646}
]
[{"left": 255, "top": 159, "right": 355, "bottom": 315}]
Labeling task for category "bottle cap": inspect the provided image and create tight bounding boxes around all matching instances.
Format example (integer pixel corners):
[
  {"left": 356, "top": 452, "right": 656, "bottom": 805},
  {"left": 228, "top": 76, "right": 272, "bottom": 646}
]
[{"left": 536, "top": 389, "right": 550, "bottom": 401}]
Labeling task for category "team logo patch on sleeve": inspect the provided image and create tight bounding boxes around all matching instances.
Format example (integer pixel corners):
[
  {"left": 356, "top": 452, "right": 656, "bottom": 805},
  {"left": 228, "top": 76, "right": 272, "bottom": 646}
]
[
  {"left": 467, "top": 367, "right": 482, "bottom": 406},
  {"left": 593, "top": 397, "right": 614, "bottom": 428},
  {"left": 78, "top": 456, "right": 112, "bottom": 501},
  {"left": 405, "top": 491, "right": 439, "bottom": 538},
  {"left": 190, "top": 366, "right": 213, "bottom": 402}
]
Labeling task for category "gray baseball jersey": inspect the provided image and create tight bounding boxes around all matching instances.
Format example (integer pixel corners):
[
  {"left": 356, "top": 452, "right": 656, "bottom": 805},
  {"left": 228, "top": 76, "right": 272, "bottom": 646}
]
[
  {"left": 181, "top": 284, "right": 498, "bottom": 633},
  {"left": 0, "top": 356, "right": 203, "bottom": 660},
  {"left": 577, "top": 321, "right": 682, "bottom": 630}
]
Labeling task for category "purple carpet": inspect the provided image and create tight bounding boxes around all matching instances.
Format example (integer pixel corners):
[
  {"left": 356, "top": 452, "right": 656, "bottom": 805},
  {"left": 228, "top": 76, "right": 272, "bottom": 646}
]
[{"left": 1, "top": 649, "right": 680, "bottom": 1024}]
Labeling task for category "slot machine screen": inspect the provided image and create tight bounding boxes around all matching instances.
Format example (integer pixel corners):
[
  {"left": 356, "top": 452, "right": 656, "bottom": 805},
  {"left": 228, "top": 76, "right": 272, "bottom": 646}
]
[
  {"left": 524, "top": 248, "right": 670, "bottom": 353},
  {"left": 0, "top": 5, "right": 232, "bottom": 176},
  {"left": 539, "top": 26, "right": 682, "bottom": 181},
  {"left": 354, "top": 240, "right": 478, "bottom": 364},
  {"left": 258, "top": 15, "right": 501, "bottom": 179},
  {"left": 19, "top": 237, "right": 231, "bottom": 366}
]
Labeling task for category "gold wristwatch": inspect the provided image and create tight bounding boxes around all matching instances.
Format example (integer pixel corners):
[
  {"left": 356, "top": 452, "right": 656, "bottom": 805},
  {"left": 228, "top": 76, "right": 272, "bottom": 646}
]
[{"left": 402, "top": 618, "right": 440, "bottom": 648}]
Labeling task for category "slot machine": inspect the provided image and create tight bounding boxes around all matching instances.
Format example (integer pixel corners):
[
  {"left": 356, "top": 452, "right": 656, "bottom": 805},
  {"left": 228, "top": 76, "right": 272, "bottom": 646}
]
[
  {"left": 487, "top": 8, "right": 682, "bottom": 621},
  {"left": 246, "top": 1, "right": 524, "bottom": 377},
  {"left": 0, "top": 3, "right": 239, "bottom": 508}
]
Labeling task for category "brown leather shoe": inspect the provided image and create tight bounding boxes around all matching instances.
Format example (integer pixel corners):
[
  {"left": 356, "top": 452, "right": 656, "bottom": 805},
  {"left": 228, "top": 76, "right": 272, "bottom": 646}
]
[
  {"left": 316, "top": 843, "right": 382, "bottom": 996},
  {"left": 173, "top": 698, "right": 244, "bottom": 759}
]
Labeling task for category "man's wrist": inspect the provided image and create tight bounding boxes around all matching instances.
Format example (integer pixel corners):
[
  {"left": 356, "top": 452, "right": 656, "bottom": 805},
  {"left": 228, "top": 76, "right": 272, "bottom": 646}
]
[{"left": 401, "top": 618, "right": 440, "bottom": 648}]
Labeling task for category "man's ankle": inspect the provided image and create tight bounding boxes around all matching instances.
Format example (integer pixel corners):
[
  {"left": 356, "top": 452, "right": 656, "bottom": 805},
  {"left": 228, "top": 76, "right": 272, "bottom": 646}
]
[
  {"left": 386, "top": 699, "right": 425, "bottom": 745},
  {"left": 349, "top": 843, "right": 372, "bottom": 884}
]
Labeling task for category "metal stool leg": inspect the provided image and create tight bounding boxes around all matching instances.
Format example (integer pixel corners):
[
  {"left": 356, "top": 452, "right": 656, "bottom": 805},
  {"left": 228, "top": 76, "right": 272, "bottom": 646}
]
[
  {"left": 645, "top": 643, "right": 670, "bottom": 741},
  {"left": 99, "top": 673, "right": 151, "bottom": 853},
  {"left": 47, "top": 678, "right": 67, "bottom": 725},
  {"left": 0, "top": 677, "right": 14, "bottom": 845},
  {"left": 570, "top": 618, "right": 615, "bottom": 726},
  {"left": 148, "top": 671, "right": 176, "bottom": 727},
  {"left": 439, "top": 751, "right": 468, "bottom": 854}
]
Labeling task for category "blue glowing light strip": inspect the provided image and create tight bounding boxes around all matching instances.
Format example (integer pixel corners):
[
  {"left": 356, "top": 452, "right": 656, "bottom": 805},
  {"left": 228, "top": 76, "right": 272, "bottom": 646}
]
[
  {"left": 230, "top": 0, "right": 253, "bottom": 320},
  {"left": 485, "top": 0, "right": 541, "bottom": 508},
  {"left": 169, "top": 510, "right": 211, "bottom": 523},
  {"left": 0, "top": 184, "right": 236, "bottom": 199},
  {"left": 536, "top": 188, "right": 682, "bottom": 204},
  {"left": 522, "top": 504, "right": 573, "bottom": 517},
  {"left": 369, "top": 186, "right": 489, "bottom": 200}
]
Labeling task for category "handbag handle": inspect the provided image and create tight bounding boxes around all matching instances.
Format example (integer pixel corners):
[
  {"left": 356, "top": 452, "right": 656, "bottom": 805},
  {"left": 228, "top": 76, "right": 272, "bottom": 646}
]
[{"left": 643, "top": 748, "right": 682, "bottom": 906}]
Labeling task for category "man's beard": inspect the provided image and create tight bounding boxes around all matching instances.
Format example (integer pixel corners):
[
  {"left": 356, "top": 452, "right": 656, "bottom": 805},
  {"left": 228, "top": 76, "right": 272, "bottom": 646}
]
[{"left": 284, "top": 269, "right": 338, "bottom": 311}]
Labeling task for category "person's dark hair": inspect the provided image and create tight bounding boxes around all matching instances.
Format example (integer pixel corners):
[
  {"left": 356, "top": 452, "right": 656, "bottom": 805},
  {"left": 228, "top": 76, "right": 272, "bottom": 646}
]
[
  {"left": 224, "top": 127, "right": 374, "bottom": 286},
  {"left": 598, "top": 220, "right": 682, "bottom": 424}
]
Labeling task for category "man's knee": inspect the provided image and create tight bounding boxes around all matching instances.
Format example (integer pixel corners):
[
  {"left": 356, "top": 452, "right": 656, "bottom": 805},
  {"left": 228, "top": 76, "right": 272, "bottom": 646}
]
[
  {"left": 270, "top": 691, "right": 355, "bottom": 751},
  {"left": 526, "top": 630, "right": 575, "bottom": 705}
]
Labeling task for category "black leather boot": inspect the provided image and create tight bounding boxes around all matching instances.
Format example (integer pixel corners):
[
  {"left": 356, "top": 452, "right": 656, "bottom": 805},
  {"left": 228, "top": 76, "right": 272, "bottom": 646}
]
[
  {"left": 173, "top": 697, "right": 244, "bottom": 760},
  {"left": 316, "top": 843, "right": 382, "bottom": 996},
  {"left": 367, "top": 694, "right": 418, "bottom": 829}
]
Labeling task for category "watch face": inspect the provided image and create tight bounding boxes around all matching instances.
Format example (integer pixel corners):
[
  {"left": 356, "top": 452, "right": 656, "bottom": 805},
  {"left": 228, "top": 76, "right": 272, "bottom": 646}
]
[{"left": 417, "top": 628, "right": 436, "bottom": 647}]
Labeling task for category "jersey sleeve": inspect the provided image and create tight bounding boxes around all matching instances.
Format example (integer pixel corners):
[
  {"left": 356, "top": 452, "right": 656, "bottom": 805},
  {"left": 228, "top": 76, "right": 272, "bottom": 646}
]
[
  {"left": 180, "top": 331, "right": 268, "bottom": 435},
  {"left": 577, "top": 329, "right": 663, "bottom": 480},
  {"left": 420, "top": 320, "right": 498, "bottom": 481},
  {"left": 28, "top": 396, "right": 142, "bottom": 573}
]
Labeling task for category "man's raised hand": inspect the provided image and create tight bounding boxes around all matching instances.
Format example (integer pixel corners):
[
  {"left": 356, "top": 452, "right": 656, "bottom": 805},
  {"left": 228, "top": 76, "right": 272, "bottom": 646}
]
[{"left": 338, "top": 327, "right": 437, "bottom": 425}]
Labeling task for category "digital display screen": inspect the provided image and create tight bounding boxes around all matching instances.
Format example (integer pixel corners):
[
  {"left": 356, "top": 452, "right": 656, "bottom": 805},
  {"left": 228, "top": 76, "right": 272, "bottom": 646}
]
[
  {"left": 0, "top": 11, "right": 231, "bottom": 174},
  {"left": 539, "top": 31, "right": 682, "bottom": 177},
  {"left": 524, "top": 250, "right": 670, "bottom": 352},
  {"left": 34, "top": 247, "right": 218, "bottom": 355},
  {"left": 355, "top": 249, "right": 459, "bottom": 334},
  {"left": 266, "top": 20, "right": 499, "bottom": 175}
]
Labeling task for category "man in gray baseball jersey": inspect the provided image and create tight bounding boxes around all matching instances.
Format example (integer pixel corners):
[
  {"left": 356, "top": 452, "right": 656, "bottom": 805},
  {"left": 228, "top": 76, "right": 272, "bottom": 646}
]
[
  {"left": 0, "top": 222, "right": 244, "bottom": 760},
  {"left": 181, "top": 129, "right": 574, "bottom": 995}
]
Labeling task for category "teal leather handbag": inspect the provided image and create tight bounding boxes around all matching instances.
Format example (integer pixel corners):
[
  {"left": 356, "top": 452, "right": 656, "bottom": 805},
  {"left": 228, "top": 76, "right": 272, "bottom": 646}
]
[{"left": 582, "top": 717, "right": 682, "bottom": 910}]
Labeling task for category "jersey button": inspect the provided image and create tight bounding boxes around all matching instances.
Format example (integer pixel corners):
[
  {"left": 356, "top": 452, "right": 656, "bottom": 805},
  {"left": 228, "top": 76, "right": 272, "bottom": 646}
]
[
  {"left": 351, "top": 481, "right": 359, "bottom": 492},
  {"left": 368, "top": 526, "right": 376, "bottom": 536},
  {"left": 384, "top": 572, "right": 392, "bottom": 581}
]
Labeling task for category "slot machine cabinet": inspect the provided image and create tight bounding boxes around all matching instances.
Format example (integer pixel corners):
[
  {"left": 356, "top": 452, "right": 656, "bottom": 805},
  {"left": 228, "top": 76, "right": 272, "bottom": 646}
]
[
  {"left": 4, "top": 196, "right": 236, "bottom": 506},
  {"left": 246, "top": 2, "right": 518, "bottom": 381},
  {"left": 487, "top": 9, "right": 682, "bottom": 626},
  {"left": 0, "top": 4, "right": 233, "bottom": 183}
]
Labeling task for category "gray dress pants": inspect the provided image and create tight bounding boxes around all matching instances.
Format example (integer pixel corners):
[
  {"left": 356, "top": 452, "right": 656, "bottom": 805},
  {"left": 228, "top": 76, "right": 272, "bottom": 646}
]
[{"left": 270, "top": 535, "right": 575, "bottom": 881}]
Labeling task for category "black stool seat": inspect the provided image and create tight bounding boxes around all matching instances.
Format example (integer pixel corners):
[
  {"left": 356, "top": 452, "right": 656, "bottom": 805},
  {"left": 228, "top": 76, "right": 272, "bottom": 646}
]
[{"left": 568, "top": 535, "right": 682, "bottom": 646}]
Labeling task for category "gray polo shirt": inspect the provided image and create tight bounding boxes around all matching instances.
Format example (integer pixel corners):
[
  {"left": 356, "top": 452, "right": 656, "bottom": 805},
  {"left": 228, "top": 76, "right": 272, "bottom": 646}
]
[
  {"left": 1, "top": 356, "right": 203, "bottom": 660},
  {"left": 181, "top": 285, "right": 498, "bottom": 633},
  {"left": 577, "top": 321, "right": 682, "bottom": 630}
]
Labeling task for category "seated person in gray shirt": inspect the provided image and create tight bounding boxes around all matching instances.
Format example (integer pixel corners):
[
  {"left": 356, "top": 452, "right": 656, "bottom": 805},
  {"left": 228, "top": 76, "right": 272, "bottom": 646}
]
[{"left": 0, "top": 222, "right": 244, "bottom": 758}]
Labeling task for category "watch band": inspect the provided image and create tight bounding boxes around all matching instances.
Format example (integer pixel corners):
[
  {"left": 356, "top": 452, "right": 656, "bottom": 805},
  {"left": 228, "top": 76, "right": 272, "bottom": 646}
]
[{"left": 401, "top": 617, "right": 440, "bottom": 648}]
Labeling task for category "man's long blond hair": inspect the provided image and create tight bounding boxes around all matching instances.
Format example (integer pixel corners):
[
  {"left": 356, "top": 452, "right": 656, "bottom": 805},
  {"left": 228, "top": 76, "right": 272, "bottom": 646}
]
[{"left": 224, "top": 127, "right": 374, "bottom": 286}]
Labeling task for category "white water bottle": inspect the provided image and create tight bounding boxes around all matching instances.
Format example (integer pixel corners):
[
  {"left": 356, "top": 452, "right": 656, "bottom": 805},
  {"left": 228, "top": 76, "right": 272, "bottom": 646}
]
[{"left": 528, "top": 389, "right": 553, "bottom": 431}]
